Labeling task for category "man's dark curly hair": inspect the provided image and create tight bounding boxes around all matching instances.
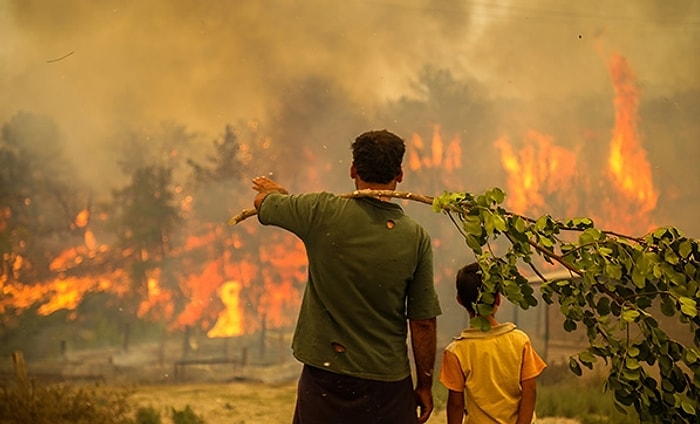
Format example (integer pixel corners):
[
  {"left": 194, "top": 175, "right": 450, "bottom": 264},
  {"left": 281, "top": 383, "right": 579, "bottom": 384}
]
[
  {"left": 456, "top": 262, "right": 482, "bottom": 316},
  {"left": 351, "top": 129, "right": 405, "bottom": 184}
]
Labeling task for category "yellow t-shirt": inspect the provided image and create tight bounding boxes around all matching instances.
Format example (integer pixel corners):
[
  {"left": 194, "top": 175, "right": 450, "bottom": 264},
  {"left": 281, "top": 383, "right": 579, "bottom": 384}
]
[{"left": 439, "top": 322, "right": 547, "bottom": 423}]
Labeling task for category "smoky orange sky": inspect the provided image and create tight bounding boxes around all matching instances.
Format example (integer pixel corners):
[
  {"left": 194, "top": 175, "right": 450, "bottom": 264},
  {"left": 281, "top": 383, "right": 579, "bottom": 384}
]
[{"left": 1, "top": 1, "right": 699, "bottom": 199}]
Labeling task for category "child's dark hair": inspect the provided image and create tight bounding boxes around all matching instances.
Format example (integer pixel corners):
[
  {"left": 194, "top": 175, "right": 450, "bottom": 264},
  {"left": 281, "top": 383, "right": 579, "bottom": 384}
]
[{"left": 456, "top": 262, "right": 482, "bottom": 315}]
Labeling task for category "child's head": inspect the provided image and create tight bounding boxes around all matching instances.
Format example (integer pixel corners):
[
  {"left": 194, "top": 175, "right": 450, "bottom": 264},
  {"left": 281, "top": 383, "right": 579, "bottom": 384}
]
[
  {"left": 455, "top": 263, "right": 481, "bottom": 316},
  {"left": 455, "top": 262, "right": 502, "bottom": 317}
]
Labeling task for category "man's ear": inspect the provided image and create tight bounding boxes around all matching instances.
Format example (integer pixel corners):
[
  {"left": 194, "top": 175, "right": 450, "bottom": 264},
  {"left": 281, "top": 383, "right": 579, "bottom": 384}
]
[
  {"left": 494, "top": 292, "right": 502, "bottom": 307},
  {"left": 395, "top": 168, "right": 404, "bottom": 183},
  {"left": 456, "top": 294, "right": 464, "bottom": 306},
  {"left": 350, "top": 163, "right": 357, "bottom": 179}
]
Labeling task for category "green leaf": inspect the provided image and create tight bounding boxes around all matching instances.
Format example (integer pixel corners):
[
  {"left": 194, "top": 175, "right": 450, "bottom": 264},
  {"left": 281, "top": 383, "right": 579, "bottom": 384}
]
[
  {"left": 569, "top": 357, "right": 582, "bottom": 376},
  {"left": 486, "top": 187, "right": 506, "bottom": 204},
  {"left": 627, "top": 346, "right": 641, "bottom": 358},
  {"left": 579, "top": 350, "right": 596, "bottom": 365},
  {"left": 622, "top": 309, "right": 640, "bottom": 323},
  {"left": 463, "top": 215, "right": 482, "bottom": 236},
  {"left": 535, "top": 215, "right": 553, "bottom": 232},
  {"left": 493, "top": 214, "right": 506, "bottom": 232},
  {"left": 605, "top": 263, "right": 623, "bottom": 280},
  {"left": 596, "top": 297, "right": 611, "bottom": 315},
  {"left": 471, "top": 316, "right": 490, "bottom": 332},
  {"left": 579, "top": 228, "right": 603, "bottom": 244},
  {"left": 663, "top": 248, "right": 680, "bottom": 265},
  {"left": 660, "top": 296, "right": 676, "bottom": 317},
  {"left": 678, "top": 240, "right": 692, "bottom": 259},
  {"left": 622, "top": 369, "right": 641, "bottom": 381},
  {"left": 599, "top": 247, "right": 613, "bottom": 256},
  {"left": 625, "top": 357, "right": 641, "bottom": 370},
  {"left": 680, "top": 399, "right": 696, "bottom": 415},
  {"left": 464, "top": 234, "right": 482, "bottom": 253},
  {"left": 563, "top": 319, "right": 577, "bottom": 332},
  {"left": 614, "top": 388, "right": 635, "bottom": 406},
  {"left": 683, "top": 347, "right": 698, "bottom": 365},
  {"left": 679, "top": 296, "right": 697, "bottom": 318},
  {"left": 513, "top": 216, "right": 526, "bottom": 233},
  {"left": 483, "top": 211, "right": 506, "bottom": 235},
  {"left": 476, "top": 303, "right": 494, "bottom": 317}
]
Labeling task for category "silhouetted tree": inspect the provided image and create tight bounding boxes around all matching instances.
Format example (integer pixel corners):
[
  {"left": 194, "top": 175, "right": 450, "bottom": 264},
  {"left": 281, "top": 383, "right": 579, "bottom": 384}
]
[{"left": 0, "top": 112, "right": 84, "bottom": 284}]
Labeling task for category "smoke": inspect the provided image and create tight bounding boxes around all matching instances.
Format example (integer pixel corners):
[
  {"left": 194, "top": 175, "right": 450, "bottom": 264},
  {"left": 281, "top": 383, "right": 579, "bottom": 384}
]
[
  {"left": 1, "top": 1, "right": 699, "bottom": 224},
  {"left": 1, "top": 1, "right": 699, "bottom": 356}
]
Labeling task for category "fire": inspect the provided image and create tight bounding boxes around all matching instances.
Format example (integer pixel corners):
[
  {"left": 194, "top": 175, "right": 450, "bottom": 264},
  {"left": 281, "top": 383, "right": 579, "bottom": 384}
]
[
  {"left": 257, "top": 236, "right": 306, "bottom": 328},
  {"left": 494, "top": 131, "right": 578, "bottom": 216},
  {"left": 495, "top": 52, "right": 657, "bottom": 235},
  {"left": 1, "top": 274, "right": 120, "bottom": 320},
  {"left": 207, "top": 280, "right": 244, "bottom": 338},
  {"left": 607, "top": 53, "right": 658, "bottom": 213},
  {"left": 174, "top": 227, "right": 305, "bottom": 337},
  {"left": 137, "top": 271, "right": 174, "bottom": 320},
  {"left": 1, "top": 51, "right": 662, "bottom": 344},
  {"left": 408, "top": 124, "right": 462, "bottom": 173}
]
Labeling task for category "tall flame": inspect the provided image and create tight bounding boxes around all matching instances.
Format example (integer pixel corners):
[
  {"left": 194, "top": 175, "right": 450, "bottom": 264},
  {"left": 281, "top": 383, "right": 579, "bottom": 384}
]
[
  {"left": 607, "top": 53, "right": 658, "bottom": 213},
  {"left": 495, "top": 52, "right": 657, "bottom": 235},
  {"left": 207, "top": 280, "right": 244, "bottom": 338}
]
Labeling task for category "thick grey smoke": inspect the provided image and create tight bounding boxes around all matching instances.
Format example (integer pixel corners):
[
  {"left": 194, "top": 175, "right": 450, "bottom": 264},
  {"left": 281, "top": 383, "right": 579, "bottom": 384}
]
[{"left": 1, "top": 0, "right": 699, "bottom": 231}]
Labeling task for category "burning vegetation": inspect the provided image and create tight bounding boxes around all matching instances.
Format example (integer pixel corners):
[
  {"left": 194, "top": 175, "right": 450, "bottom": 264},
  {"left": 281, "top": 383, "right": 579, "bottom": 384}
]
[{"left": 0, "top": 51, "right": 694, "bottom": 363}]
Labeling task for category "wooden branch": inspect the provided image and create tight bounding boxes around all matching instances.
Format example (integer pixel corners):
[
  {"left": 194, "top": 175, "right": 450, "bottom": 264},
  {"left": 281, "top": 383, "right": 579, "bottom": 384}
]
[
  {"left": 228, "top": 208, "right": 259, "bottom": 225},
  {"left": 227, "top": 190, "right": 435, "bottom": 226},
  {"left": 340, "top": 189, "right": 434, "bottom": 205}
]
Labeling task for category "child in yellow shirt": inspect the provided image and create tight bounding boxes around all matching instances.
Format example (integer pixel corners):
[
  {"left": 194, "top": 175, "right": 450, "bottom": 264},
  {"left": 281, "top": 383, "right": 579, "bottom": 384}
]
[{"left": 439, "top": 263, "right": 547, "bottom": 423}]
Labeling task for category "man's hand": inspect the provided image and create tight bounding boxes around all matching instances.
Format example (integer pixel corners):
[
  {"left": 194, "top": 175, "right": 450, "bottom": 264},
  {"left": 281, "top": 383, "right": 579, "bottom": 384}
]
[
  {"left": 415, "top": 386, "right": 434, "bottom": 423},
  {"left": 410, "top": 317, "right": 437, "bottom": 423},
  {"left": 252, "top": 176, "right": 288, "bottom": 209},
  {"left": 252, "top": 176, "right": 288, "bottom": 194}
]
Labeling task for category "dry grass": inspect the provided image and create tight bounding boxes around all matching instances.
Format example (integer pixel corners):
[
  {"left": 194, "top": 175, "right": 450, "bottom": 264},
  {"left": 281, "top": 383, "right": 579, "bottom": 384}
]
[{"left": 129, "top": 380, "right": 579, "bottom": 424}]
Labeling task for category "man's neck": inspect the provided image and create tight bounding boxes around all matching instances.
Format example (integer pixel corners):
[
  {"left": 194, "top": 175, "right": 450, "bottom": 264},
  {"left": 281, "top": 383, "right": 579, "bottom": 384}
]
[{"left": 354, "top": 180, "right": 398, "bottom": 202}]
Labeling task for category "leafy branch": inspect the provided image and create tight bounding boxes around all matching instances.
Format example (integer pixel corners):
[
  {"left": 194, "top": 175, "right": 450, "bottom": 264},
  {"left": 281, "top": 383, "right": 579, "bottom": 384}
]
[{"left": 432, "top": 188, "right": 699, "bottom": 423}]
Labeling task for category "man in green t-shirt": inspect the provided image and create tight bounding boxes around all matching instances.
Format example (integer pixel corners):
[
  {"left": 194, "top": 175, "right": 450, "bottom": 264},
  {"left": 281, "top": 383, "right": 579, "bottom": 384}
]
[{"left": 252, "top": 129, "right": 442, "bottom": 423}]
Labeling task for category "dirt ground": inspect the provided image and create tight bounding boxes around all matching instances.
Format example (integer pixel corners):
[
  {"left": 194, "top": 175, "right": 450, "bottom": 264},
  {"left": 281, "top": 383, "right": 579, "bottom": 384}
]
[{"left": 129, "top": 380, "right": 580, "bottom": 424}]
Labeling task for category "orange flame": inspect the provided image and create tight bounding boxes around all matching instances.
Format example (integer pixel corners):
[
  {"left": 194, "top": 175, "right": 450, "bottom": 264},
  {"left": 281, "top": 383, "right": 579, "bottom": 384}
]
[
  {"left": 495, "top": 52, "right": 657, "bottom": 235},
  {"left": 607, "top": 53, "right": 658, "bottom": 213},
  {"left": 207, "top": 280, "right": 244, "bottom": 338},
  {"left": 407, "top": 125, "right": 463, "bottom": 183},
  {"left": 137, "top": 270, "right": 174, "bottom": 320},
  {"left": 1, "top": 273, "right": 121, "bottom": 319},
  {"left": 494, "top": 131, "right": 578, "bottom": 216}
]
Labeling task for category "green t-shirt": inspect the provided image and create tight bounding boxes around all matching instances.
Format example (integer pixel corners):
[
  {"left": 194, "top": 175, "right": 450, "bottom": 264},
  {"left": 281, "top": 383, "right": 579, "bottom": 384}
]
[{"left": 258, "top": 192, "right": 441, "bottom": 381}]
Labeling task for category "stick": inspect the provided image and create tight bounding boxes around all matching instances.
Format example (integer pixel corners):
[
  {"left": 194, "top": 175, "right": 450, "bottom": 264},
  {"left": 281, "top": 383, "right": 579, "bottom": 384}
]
[
  {"left": 47, "top": 51, "right": 75, "bottom": 63},
  {"left": 227, "top": 190, "right": 435, "bottom": 225},
  {"left": 228, "top": 208, "right": 260, "bottom": 225}
]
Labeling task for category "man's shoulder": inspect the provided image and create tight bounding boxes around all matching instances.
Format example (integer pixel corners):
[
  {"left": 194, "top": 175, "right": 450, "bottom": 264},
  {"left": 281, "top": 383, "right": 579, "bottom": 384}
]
[{"left": 262, "top": 191, "right": 338, "bottom": 205}]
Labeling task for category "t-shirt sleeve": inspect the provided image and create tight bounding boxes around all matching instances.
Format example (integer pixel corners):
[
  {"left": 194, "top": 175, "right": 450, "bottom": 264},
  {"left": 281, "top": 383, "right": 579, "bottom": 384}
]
[
  {"left": 257, "top": 192, "right": 324, "bottom": 238},
  {"left": 439, "top": 349, "right": 465, "bottom": 392},
  {"left": 521, "top": 340, "right": 547, "bottom": 381},
  {"left": 406, "top": 229, "right": 441, "bottom": 320}
]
